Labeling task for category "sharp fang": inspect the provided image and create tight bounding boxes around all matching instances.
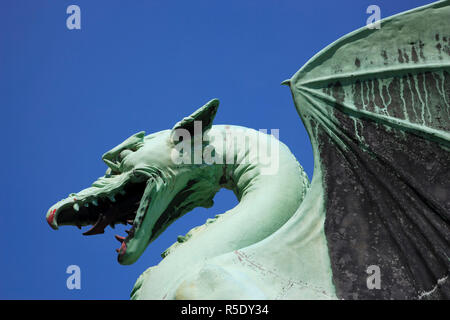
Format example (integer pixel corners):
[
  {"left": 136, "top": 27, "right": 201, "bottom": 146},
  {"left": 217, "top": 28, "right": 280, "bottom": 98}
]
[
  {"left": 92, "top": 199, "right": 98, "bottom": 206},
  {"left": 119, "top": 190, "right": 126, "bottom": 195},
  {"left": 127, "top": 219, "right": 134, "bottom": 225},
  {"left": 109, "top": 195, "right": 116, "bottom": 202},
  {"left": 115, "top": 235, "right": 125, "bottom": 243},
  {"left": 73, "top": 203, "right": 80, "bottom": 212},
  {"left": 84, "top": 203, "right": 89, "bottom": 207}
]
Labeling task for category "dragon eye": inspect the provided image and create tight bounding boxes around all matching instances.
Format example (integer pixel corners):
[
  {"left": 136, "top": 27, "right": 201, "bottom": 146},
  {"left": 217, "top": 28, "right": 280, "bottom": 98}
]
[{"left": 118, "top": 149, "right": 133, "bottom": 162}]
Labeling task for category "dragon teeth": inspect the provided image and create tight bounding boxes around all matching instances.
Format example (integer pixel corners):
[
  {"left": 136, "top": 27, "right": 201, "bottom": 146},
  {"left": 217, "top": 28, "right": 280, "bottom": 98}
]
[
  {"left": 115, "top": 235, "right": 125, "bottom": 243},
  {"left": 119, "top": 190, "right": 126, "bottom": 195},
  {"left": 73, "top": 203, "right": 80, "bottom": 212},
  {"left": 108, "top": 195, "right": 116, "bottom": 202},
  {"left": 92, "top": 199, "right": 98, "bottom": 206}
]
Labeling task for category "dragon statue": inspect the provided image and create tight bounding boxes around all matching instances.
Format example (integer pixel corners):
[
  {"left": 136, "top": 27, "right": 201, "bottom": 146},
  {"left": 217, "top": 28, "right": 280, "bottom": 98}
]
[{"left": 46, "top": 1, "right": 450, "bottom": 299}]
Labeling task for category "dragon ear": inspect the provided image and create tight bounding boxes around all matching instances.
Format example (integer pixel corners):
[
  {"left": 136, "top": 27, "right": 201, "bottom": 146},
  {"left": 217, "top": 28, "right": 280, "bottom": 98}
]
[{"left": 172, "top": 99, "right": 219, "bottom": 136}]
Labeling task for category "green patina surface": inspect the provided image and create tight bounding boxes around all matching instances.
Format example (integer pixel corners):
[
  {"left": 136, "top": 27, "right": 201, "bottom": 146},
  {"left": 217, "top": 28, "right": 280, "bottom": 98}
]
[{"left": 46, "top": 1, "right": 450, "bottom": 299}]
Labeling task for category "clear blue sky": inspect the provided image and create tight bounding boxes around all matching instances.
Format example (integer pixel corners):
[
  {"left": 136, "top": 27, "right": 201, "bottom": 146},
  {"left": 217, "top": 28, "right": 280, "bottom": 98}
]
[{"left": 0, "top": 0, "right": 435, "bottom": 299}]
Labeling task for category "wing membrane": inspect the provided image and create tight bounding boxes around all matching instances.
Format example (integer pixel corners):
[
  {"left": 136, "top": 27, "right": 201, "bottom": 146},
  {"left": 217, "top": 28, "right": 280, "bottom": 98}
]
[{"left": 289, "top": 0, "right": 450, "bottom": 299}]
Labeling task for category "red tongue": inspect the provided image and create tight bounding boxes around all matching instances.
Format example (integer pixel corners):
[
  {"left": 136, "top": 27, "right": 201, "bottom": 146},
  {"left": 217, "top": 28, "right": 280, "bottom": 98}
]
[{"left": 82, "top": 214, "right": 112, "bottom": 236}]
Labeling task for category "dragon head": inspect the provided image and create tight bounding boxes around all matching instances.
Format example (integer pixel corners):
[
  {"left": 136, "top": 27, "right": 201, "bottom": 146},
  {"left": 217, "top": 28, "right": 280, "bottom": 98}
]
[{"left": 46, "top": 99, "right": 221, "bottom": 265}]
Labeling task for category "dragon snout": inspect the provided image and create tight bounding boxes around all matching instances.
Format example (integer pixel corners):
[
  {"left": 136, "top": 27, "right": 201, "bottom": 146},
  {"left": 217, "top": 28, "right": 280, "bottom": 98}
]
[{"left": 46, "top": 208, "right": 57, "bottom": 229}]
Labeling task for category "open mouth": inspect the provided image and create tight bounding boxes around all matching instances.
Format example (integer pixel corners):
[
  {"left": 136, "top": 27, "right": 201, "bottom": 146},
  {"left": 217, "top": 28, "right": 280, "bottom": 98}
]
[
  {"left": 59, "top": 182, "right": 145, "bottom": 235},
  {"left": 46, "top": 171, "right": 151, "bottom": 262},
  {"left": 46, "top": 168, "right": 212, "bottom": 265}
]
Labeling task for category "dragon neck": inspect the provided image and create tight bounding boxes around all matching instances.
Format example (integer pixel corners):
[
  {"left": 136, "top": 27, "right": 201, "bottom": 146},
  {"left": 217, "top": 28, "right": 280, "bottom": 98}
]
[{"left": 161, "top": 125, "right": 308, "bottom": 262}]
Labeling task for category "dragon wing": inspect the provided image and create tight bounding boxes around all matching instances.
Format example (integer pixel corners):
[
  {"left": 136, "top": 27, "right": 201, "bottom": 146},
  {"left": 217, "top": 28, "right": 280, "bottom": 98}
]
[{"left": 287, "top": 0, "right": 450, "bottom": 299}]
